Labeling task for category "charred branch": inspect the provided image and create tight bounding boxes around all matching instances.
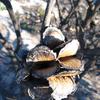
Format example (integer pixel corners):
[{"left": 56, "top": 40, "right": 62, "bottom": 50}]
[
  {"left": 0, "top": 0, "right": 22, "bottom": 53},
  {"left": 0, "top": 32, "right": 13, "bottom": 50},
  {"left": 40, "top": 0, "right": 56, "bottom": 42},
  {"left": 60, "top": 0, "right": 80, "bottom": 27}
]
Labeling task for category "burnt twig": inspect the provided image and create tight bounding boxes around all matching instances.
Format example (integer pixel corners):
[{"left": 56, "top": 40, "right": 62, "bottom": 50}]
[
  {"left": 0, "top": 0, "right": 22, "bottom": 53},
  {"left": 83, "top": 48, "right": 100, "bottom": 57},
  {"left": 40, "top": 0, "right": 56, "bottom": 42},
  {"left": 0, "top": 32, "right": 13, "bottom": 50},
  {"left": 60, "top": 0, "right": 80, "bottom": 27},
  {"left": 56, "top": 0, "right": 62, "bottom": 25},
  {"left": 83, "top": 1, "right": 100, "bottom": 29}
]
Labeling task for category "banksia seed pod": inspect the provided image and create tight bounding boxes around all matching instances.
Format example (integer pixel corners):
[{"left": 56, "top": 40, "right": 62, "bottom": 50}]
[
  {"left": 26, "top": 45, "right": 59, "bottom": 78},
  {"left": 26, "top": 45, "right": 56, "bottom": 62},
  {"left": 58, "top": 39, "right": 80, "bottom": 58},
  {"left": 57, "top": 39, "right": 82, "bottom": 70},
  {"left": 58, "top": 57, "right": 82, "bottom": 70},
  {"left": 47, "top": 76, "right": 76, "bottom": 100},
  {"left": 43, "top": 27, "right": 65, "bottom": 49}
]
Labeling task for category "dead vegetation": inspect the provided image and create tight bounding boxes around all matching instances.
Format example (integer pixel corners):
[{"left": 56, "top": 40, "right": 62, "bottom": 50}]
[{"left": 0, "top": 0, "right": 100, "bottom": 100}]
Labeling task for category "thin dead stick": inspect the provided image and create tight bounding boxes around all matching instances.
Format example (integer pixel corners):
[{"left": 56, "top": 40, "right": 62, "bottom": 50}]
[
  {"left": 76, "top": 48, "right": 100, "bottom": 82},
  {"left": 0, "top": 32, "right": 13, "bottom": 50},
  {"left": 87, "top": 0, "right": 95, "bottom": 10},
  {"left": 0, "top": 33, "right": 6, "bottom": 45},
  {"left": 56, "top": 0, "right": 62, "bottom": 25},
  {"left": 0, "top": 31, "right": 22, "bottom": 67},
  {"left": 76, "top": 58, "right": 94, "bottom": 83},
  {"left": 40, "top": 0, "right": 56, "bottom": 42},
  {"left": 0, "top": 0, "right": 22, "bottom": 53},
  {"left": 83, "top": 48, "right": 100, "bottom": 56},
  {"left": 85, "top": 4, "right": 100, "bottom": 29},
  {"left": 60, "top": 0, "right": 80, "bottom": 27},
  {"left": 89, "top": 69, "right": 100, "bottom": 73},
  {"left": 0, "top": 0, "right": 23, "bottom": 69}
]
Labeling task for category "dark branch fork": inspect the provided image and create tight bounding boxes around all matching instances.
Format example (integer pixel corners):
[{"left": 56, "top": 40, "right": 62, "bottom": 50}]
[
  {"left": 0, "top": 32, "right": 13, "bottom": 50},
  {"left": 0, "top": 0, "right": 22, "bottom": 53},
  {"left": 0, "top": 0, "right": 23, "bottom": 70}
]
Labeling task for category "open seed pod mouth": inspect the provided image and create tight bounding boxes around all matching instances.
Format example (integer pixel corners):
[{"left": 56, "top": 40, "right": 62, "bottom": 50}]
[
  {"left": 53, "top": 41, "right": 68, "bottom": 53},
  {"left": 22, "top": 76, "right": 49, "bottom": 87},
  {"left": 28, "top": 86, "right": 53, "bottom": 100},
  {"left": 43, "top": 27, "right": 65, "bottom": 49},
  {"left": 16, "top": 68, "right": 30, "bottom": 84},
  {"left": 27, "top": 61, "right": 57, "bottom": 69},
  {"left": 58, "top": 56, "right": 82, "bottom": 70},
  {"left": 30, "top": 61, "right": 60, "bottom": 78},
  {"left": 43, "top": 36, "right": 64, "bottom": 49},
  {"left": 54, "top": 70, "right": 81, "bottom": 77},
  {"left": 58, "top": 39, "right": 80, "bottom": 58}
]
